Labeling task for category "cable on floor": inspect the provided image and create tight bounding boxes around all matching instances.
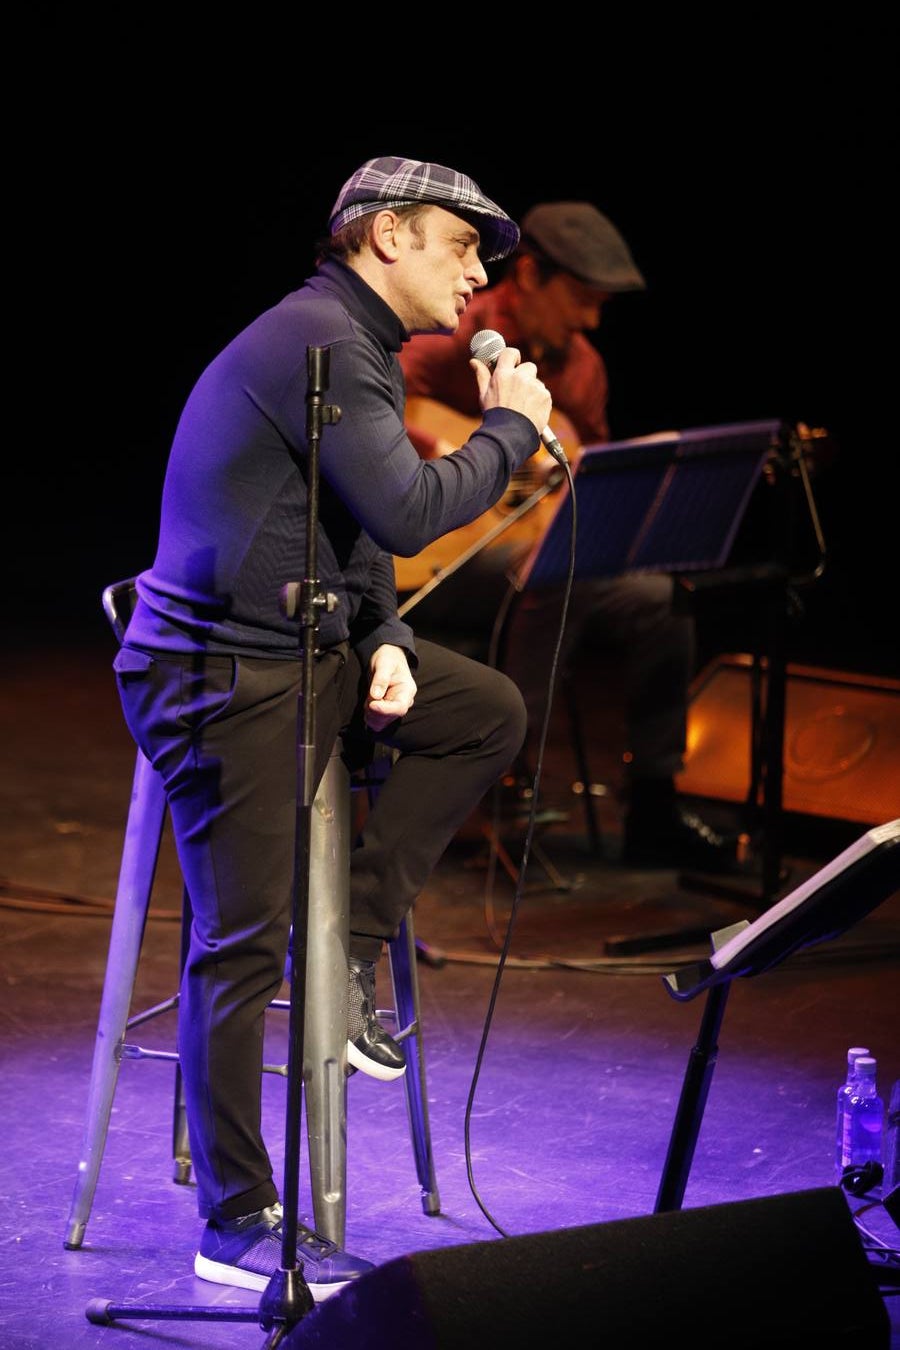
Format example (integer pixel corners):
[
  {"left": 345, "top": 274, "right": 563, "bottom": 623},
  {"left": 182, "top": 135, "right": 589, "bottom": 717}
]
[{"left": 0, "top": 878, "right": 181, "bottom": 921}]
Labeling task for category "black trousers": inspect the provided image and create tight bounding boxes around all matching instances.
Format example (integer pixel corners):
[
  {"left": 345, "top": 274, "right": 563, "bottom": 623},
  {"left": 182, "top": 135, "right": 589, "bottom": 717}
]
[{"left": 113, "top": 637, "right": 525, "bottom": 1221}]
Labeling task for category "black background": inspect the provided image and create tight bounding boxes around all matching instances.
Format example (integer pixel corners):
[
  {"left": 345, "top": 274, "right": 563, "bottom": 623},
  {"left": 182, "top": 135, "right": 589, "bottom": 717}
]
[{"left": 18, "top": 59, "right": 894, "bottom": 683}]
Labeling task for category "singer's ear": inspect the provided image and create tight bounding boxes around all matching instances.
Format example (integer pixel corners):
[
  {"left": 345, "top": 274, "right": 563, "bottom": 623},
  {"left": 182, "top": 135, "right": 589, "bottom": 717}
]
[{"left": 368, "top": 209, "right": 403, "bottom": 261}]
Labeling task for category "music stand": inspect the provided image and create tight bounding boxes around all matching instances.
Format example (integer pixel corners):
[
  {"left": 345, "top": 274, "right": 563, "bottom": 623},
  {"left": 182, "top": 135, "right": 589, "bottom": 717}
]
[
  {"left": 654, "top": 818, "right": 900, "bottom": 1213},
  {"left": 512, "top": 419, "right": 787, "bottom": 904},
  {"left": 516, "top": 419, "right": 783, "bottom": 592}
]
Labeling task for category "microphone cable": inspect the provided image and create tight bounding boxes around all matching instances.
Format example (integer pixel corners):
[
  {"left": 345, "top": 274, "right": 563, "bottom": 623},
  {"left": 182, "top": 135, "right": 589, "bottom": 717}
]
[{"left": 463, "top": 450, "right": 578, "bottom": 1237}]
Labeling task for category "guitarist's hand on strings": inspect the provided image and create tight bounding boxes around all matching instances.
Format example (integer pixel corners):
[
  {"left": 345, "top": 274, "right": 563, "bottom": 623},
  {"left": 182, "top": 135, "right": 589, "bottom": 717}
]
[{"left": 470, "top": 343, "right": 553, "bottom": 452}]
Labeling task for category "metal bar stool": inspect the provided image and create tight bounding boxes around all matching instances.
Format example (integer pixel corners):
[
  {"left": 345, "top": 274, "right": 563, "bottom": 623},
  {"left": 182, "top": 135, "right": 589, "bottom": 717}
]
[{"left": 63, "top": 579, "right": 440, "bottom": 1254}]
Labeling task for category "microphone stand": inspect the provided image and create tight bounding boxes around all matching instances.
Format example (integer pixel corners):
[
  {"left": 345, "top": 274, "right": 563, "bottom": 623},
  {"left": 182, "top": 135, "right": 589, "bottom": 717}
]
[
  {"left": 85, "top": 346, "right": 341, "bottom": 1346},
  {"left": 259, "top": 343, "right": 342, "bottom": 1344}
]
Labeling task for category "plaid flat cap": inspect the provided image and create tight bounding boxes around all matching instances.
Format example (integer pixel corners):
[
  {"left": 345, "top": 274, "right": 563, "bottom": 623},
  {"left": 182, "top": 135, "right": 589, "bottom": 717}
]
[{"left": 329, "top": 156, "right": 520, "bottom": 263}]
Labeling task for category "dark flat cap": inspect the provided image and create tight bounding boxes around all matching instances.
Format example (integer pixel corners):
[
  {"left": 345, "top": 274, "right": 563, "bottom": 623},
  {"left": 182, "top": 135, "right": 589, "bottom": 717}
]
[
  {"left": 521, "top": 202, "right": 646, "bottom": 292},
  {"left": 329, "top": 156, "right": 520, "bottom": 263}
]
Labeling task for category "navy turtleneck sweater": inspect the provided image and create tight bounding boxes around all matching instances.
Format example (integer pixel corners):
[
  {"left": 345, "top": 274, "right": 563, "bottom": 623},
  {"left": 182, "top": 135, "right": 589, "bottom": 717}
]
[{"left": 126, "top": 258, "right": 538, "bottom": 668}]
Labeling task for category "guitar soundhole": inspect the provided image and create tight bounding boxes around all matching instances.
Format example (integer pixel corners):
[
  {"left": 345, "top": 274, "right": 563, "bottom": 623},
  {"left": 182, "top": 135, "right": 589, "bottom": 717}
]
[{"left": 503, "top": 480, "right": 534, "bottom": 510}]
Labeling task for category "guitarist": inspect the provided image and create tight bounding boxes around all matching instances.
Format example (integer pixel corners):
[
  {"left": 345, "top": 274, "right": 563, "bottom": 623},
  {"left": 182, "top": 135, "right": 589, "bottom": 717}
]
[{"left": 400, "top": 201, "right": 746, "bottom": 873}]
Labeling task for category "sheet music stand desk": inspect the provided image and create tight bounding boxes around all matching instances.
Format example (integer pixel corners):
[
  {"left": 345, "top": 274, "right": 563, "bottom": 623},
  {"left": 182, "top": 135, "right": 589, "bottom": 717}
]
[{"left": 654, "top": 819, "right": 900, "bottom": 1214}]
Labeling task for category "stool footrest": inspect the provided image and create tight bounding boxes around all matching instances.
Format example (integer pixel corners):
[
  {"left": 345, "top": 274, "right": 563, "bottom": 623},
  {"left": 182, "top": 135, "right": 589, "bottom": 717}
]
[
  {"left": 126, "top": 995, "right": 179, "bottom": 1030},
  {"left": 120, "top": 1045, "right": 179, "bottom": 1063}
]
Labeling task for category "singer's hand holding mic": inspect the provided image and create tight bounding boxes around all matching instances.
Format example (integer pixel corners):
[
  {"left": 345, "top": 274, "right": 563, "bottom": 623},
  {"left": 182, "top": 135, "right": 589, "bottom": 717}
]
[{"left": 469, "top": 329, "right": 566, "bottom": 467}]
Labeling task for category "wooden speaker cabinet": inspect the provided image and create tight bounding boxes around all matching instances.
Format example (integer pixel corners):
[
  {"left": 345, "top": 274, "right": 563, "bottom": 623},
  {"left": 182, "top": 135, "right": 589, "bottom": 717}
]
[{"left": 679, "top": 654, "right": 900, "bottom": 826}]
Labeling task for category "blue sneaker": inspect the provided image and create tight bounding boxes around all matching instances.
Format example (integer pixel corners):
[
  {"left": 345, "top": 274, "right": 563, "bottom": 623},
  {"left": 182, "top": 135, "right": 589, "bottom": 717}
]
[{"left": 194, "top": 1203, "right": 374, "bottom": 1301}]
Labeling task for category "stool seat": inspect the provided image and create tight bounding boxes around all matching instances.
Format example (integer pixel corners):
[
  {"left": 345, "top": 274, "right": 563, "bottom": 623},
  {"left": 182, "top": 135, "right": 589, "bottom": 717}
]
[{"left": 64, "top": 579, "right": 439, "bottom": 1253}]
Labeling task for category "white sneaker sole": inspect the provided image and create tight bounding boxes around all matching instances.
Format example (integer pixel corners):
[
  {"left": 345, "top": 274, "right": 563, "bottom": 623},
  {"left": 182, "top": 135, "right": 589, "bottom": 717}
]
[
  {"left": 194, "top": 1252, "right": 346, "bottom": 1301},
  {"left": 346, "top": 1039, "right": 406, "bottom": 1081}
]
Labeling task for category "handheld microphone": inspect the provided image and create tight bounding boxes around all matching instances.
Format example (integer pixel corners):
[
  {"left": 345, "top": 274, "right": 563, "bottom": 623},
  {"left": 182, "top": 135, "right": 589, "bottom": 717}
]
[{"left": 469, "top": 329, "right": 568, "bottom": 468}]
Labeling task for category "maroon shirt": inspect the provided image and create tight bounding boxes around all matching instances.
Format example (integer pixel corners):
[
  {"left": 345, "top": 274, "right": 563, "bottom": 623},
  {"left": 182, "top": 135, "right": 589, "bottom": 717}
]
[{"left": 399, "top": 277, "right": 611, "bottom": 448}]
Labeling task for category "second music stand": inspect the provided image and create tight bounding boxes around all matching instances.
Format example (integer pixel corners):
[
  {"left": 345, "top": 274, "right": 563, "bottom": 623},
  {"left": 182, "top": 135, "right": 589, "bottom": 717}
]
[{"left": 655, "top": 817, "right": 900, "bottom": 1213}]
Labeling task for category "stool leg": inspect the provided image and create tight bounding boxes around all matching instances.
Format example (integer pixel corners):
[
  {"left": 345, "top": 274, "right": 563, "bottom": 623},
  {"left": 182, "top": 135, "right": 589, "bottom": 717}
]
[
  {"left": 303, "top": 746, "right": 351, "bottom": 1246},
  {"left": 64, "top": 752, "right": 166, "bottom": 1249},
  {"left": 171, "top": 888, "right": 193, "bottom": 1184},
  {"left": 388, "top": 913, "right": 441, "bottom": 1217}
]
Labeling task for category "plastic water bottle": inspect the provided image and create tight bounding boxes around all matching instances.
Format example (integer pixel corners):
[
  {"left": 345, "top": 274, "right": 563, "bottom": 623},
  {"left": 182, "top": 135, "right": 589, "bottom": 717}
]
[
  {"left": 835, "top": 1046, "right": 870, "bottom": 1181},
  {"left": 839, "top": 1056, "right": 884, "bottom": 1180}
]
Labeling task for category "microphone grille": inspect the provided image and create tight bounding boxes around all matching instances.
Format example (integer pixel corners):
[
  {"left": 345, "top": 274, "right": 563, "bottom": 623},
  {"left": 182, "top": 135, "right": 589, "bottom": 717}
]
[{"left": 469, "top": 328, "right": 506, "bottom": 369}]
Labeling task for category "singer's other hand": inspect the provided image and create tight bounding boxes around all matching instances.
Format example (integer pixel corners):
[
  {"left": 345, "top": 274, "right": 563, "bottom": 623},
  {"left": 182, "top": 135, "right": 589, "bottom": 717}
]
[{"left": 471, "top": 344, "right": 553, "bottom": 444}]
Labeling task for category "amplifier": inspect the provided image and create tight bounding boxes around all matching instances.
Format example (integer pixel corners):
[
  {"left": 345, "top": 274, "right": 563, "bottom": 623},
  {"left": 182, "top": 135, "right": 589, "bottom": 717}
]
[{"left": 679, "top": 655, "right": 900, "bottom": 825}]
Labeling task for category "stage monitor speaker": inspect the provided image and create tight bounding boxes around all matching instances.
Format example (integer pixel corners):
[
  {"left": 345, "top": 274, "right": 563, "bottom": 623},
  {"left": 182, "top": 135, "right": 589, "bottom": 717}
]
[
  {"left": 679, "top": 654, "right": 900, "bottom": 825},
  {"left": 284, "top": 1187, "right": 888, "bottom": 1349}
]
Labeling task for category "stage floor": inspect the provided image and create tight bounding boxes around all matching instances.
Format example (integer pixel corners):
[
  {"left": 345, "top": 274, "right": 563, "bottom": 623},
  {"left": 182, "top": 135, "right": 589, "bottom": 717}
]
[{"left": 2, "top": 623, "right": 898, "bottom": 1347}]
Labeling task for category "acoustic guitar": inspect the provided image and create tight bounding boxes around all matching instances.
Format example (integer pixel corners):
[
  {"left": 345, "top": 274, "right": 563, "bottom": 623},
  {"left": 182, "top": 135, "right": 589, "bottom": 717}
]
[{"left": 395, "top": 396, "right": 581, "bottom": 593}]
